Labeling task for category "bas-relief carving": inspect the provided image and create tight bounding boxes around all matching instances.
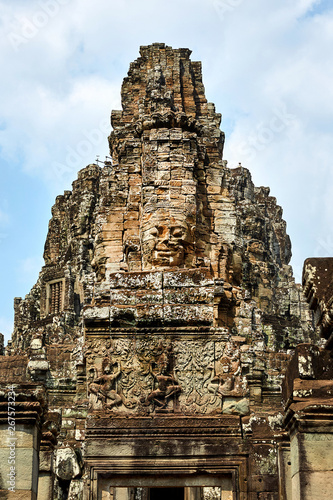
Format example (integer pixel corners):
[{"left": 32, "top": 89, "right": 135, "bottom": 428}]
[
  {"left": 86, "top": 339, "right": 181, "bottom": 413},
  {"left": 174, "top": 340, "right": 246, "bottom": 414},
  {"left": 85, "top": 338, "right": 247, "bottom": 414},
  {"left": 93, "top": 208, "right": 202, "bottom": 274},
  {"left": 143, "top": 350, "right": 181, "bottom": 410},
  {"left": 9, "top": 45, "right": 317, "bottom": 500},
  {"left": 123, "top": 236, "right": 141, "bottom": 272},
  {"left": 91, "top": 236, "right": 107, "bottom": 280},
  {"left": 146, "top": 64, "right": 175, "bottom": 113},
  {"left": 141, "top": 210, "right": 195, "bottom": 270},
  {"left": 207, "top": 343, "right": 244, "bottom": 398},
  {"left": 88, "top": 358, "right": 122, "bottom": 410}
]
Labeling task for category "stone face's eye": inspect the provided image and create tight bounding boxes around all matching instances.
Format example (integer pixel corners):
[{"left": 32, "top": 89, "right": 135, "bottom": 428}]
[{"left": 172, "top": 227, "right": 183, "bottom": 238}]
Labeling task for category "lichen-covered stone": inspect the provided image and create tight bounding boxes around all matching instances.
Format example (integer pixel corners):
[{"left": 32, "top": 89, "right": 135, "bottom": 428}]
[{"left": 1, "top": 43, "right": 327, "bottom": 499}]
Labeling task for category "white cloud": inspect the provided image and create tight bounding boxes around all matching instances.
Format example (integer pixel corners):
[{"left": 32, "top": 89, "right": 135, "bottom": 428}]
[{"left": 211, "top": 0, "right": 333, "bottom": 272}]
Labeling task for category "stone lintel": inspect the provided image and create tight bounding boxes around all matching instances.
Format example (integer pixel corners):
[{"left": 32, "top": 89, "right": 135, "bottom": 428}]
[
  {"left": 85, "top": 415, "right": 245, "bottom": 459},
  {"left": 282, "top": 343, "right": 333, "bottom": 409},
  {"left": 0, "top": 399, "right": 45, "bottom": 427},
  {"left": 283, "top": 402, "right": 333, "bottom": 435},
  {"left": 85, "top": 415, "right": 242, "bottom": 437}
]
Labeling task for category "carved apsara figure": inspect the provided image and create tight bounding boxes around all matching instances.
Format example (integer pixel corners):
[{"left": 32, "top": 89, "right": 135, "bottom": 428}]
[
  {"left": 208, "top": 353, "right": 243, "bottom": 398},
  {"left": 88, "top": 358, "right": 122, "bottom": 409},
  {"left": 144, "top": 353, "right": 181, "bottom": 409}
]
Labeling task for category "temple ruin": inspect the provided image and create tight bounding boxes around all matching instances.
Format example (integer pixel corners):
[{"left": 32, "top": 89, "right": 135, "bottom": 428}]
[{"left": 0, "top": 43, "right": 332, "bottom": 500}]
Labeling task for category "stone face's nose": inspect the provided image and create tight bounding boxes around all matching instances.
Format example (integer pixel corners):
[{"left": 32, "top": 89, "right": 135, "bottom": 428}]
[
  {"left": 156, "top": 230, "right": 172, "bottom": 250},
  {"left": 159, "top": 227, "right": 171, "bottom": 243}
]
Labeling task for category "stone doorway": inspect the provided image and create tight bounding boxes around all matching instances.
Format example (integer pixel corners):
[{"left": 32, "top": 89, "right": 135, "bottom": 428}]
[
  {"left": 98, "top": 480, "right": 234, "bottom": 500},
  {"left": 149, "top": 487, "right": 184, "bottom": 500},
  {"left": 91, "top": 455, "right": 244, "bottom": 500}
]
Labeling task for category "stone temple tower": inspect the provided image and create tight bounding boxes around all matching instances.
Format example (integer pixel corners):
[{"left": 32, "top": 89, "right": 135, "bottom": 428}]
[{"left": 2, "top": 43, "right": 333, "bottom": 500}]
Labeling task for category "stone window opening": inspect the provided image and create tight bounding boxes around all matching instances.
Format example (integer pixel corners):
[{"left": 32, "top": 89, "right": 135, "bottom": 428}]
[{"left": 46, "top": 279, "right": 65, "bottom": 315}]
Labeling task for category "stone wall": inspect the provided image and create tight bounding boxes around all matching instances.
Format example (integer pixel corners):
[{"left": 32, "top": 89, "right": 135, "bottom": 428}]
[{"left": 1, "top": 43, "right": 327, "bottom": 499}]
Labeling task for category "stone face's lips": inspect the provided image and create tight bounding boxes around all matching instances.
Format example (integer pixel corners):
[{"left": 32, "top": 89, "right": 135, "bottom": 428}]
[{"left": 155, "top": 251, "right": 178, "bottom": 256}]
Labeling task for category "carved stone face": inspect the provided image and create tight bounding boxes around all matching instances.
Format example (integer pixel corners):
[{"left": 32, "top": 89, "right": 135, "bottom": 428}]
[
  {"left": 156, "top": 353, "right": 169, "bottom": 374},
  {"left": 141, "top": 212, "right": 194, "bottom": 269},
  {"left": 88, "top": 368, "right": 96, "bottom": 383}
]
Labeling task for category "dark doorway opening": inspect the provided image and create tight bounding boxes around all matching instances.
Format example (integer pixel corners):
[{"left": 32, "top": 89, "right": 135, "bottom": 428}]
[{"left": 149, "top": 487, "right": 184, "bottom": 500}]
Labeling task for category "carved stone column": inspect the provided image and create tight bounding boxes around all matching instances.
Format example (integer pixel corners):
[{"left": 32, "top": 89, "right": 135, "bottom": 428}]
[
  {"left": 37, "top": 410, "right": 61, "bottom": 500},
  {"left": 0, "top": 384, "right": 46, "bottom": 498},
  {"left": 284, "top": 405, "right": 333, "bottom": 500},
  {"left": 282, "top": 344, "right": 333, "bottom": 500}
]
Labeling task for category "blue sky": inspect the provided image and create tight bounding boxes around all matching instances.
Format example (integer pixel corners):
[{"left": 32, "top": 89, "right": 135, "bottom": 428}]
[{"left": 1, "top": 0, "right": 333, "bottom": 343}]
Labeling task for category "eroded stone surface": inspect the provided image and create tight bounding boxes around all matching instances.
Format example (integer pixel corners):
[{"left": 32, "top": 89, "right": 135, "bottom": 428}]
[{"left": 0, "top": 43, "right": 326, "bottom": 499}]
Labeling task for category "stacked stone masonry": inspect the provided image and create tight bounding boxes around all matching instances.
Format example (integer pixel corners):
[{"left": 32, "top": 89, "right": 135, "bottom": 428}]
[{"left": 0, "top": 43, "right": 332, "bottom": 500}]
